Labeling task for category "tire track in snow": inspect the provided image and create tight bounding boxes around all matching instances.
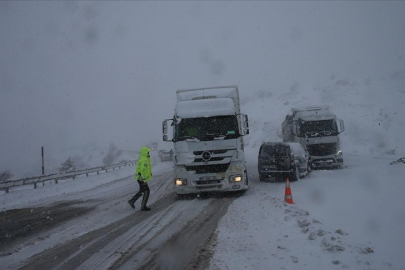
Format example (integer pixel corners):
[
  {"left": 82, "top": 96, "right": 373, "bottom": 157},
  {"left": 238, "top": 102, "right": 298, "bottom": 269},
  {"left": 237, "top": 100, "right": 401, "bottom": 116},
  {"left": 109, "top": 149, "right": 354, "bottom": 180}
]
[{"left": 16, "top": 193, "right": 178, "bottom": 270}]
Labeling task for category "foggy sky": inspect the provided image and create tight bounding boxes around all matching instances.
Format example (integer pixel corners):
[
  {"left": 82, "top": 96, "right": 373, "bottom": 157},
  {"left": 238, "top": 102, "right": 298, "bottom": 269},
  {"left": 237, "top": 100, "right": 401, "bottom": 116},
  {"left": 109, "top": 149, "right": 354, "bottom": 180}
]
[{"left": 1, "top": 1, "right": 404, "bottom": 178}]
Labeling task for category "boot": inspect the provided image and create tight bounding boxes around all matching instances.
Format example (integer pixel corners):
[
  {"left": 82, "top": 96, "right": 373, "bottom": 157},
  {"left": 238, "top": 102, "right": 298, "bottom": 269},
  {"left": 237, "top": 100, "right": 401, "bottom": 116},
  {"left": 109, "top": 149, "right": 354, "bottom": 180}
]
[
  {"left": 141, "top": 206, "right": 151, "bottom": 211},
  {"left": 128, "top": 199, "right": 135, "bottom": 209}
]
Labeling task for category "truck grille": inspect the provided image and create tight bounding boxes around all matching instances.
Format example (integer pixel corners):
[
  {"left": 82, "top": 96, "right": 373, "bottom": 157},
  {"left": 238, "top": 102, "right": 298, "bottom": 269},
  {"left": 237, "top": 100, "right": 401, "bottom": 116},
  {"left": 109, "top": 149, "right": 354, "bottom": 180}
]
[
  {"left": 193, "top": 150, "right": 229, "bottom": 155},
  {"left": 185, "top": 163, "right": 230, "bottom": 174},
  {"left": 192, "top": 149, "right": 233, "bottom": 163},
  {"left": 307, "top": 143, "right": 337, "bottom": 156},
  {"left": 194, "top": 157, "right": 225, "bottom": 162}
]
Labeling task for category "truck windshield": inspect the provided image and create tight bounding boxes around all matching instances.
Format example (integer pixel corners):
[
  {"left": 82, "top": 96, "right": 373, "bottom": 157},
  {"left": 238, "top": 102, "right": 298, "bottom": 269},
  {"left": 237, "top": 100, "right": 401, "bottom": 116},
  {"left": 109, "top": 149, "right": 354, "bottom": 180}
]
[
  {"left": 174, "top": 115, "right": 239, "bottom": 142},
  {"left": 300, "top": 120, "right": 338, "bottom": 137}
]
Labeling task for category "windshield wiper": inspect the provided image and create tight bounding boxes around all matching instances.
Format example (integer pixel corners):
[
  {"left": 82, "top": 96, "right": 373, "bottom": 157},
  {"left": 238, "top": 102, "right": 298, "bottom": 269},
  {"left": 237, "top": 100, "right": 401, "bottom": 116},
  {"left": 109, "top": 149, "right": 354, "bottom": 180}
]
[
  {"left": 205, "top": 133, "right": 226, "bottom": 140},
  {"left": 319, "top": 131, "right": 333, "bottom": 136},
  {"left": 304, "top": 131, "right": 335, "bottom": 138},
  {"left": 304, "top": 132, "right": 320, "bottom": 137},
  {"left": 175, "top": 136, "right": 199, "bottom": 142}
]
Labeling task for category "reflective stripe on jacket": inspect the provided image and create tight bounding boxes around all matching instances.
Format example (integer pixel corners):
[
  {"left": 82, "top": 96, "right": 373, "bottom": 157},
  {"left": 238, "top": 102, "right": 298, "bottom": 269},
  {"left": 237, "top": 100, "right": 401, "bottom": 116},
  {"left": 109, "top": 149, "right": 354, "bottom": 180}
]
[{"left": 136, "top": 146, "right": 152, "bottom": 182}]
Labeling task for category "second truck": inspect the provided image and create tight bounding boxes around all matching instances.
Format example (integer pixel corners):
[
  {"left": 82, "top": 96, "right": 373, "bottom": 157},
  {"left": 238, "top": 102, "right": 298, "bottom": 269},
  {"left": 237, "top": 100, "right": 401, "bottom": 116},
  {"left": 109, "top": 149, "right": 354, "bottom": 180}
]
[
  {"left": 163, "top": 85, "right": 249, "bottom": 197},
  {"left": 282, "top": 105, "right": 345, "bottom": 169}
]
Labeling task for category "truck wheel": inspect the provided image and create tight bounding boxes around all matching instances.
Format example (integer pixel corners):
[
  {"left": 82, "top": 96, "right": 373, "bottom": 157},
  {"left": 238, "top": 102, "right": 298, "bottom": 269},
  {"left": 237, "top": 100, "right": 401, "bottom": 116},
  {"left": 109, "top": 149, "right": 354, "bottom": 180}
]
[{"left": 339, "top": 159, "right": 344, "bottom": 168}]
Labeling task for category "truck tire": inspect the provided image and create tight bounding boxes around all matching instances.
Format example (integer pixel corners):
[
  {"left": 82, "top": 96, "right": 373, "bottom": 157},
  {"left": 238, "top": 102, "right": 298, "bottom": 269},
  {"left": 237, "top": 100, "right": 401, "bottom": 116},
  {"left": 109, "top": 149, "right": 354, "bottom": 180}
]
[{"left": 338, "top": 159, "right": 344, "bottom": 168}]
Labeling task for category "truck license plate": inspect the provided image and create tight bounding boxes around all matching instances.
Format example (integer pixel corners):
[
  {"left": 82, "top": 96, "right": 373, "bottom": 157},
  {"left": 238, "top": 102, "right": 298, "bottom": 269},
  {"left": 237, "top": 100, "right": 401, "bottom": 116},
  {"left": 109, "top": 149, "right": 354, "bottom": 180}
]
[{"left": 199, "top": 176, "right": 217, "bottom": 180}]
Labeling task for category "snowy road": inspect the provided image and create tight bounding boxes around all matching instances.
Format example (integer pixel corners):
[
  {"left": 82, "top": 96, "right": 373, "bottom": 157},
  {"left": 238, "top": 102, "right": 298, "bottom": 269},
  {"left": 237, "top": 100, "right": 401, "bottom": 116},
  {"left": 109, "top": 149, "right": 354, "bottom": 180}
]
[
  {"left": 1, "top": 154, "right": 405, "bottom": 270},
  {"left": 0, "top": 163, "right": 238, "bottom": 270}
]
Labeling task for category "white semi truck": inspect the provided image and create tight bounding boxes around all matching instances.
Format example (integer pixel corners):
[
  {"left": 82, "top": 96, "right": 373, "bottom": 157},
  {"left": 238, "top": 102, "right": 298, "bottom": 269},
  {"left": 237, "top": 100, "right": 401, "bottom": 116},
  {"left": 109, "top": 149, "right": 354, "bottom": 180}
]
[
  {"left": 162, "top": 85, "right": 250, "bottom": 197},
  {"left": 282, "top": 105, "right": 345, "bottom": 169}
]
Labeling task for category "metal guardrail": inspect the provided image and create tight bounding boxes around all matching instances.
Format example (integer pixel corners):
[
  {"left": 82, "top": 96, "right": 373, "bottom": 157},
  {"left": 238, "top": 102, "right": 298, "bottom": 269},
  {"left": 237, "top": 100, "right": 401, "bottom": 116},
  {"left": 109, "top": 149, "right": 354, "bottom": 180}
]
[{"left": 0, "top": 160, "right": 137, "bottom": 193}]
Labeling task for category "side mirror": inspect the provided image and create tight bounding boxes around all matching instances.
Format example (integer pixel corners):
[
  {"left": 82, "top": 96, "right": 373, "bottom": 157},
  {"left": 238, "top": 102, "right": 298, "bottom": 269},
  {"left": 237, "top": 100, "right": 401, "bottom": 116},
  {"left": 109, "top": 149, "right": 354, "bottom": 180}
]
[
  {"left": 338, "top": 119, "right": 345, "bottom": 133},
  {"left": 237, "top": 114, "right": 249, "bottom": 135},
  {"left": 244, "top": 115, "right": 249, "bottom": 135},
  {"left": 162, "top": 119, "right": 173, "bottom": 142},
  {"left": 292, "top": 121, "right": 300, "bottom": 137}
]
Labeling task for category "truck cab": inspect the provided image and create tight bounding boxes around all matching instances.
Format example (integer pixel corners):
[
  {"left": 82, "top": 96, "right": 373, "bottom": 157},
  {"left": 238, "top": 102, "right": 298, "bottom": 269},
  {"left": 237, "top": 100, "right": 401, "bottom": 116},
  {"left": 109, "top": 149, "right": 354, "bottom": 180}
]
[
  {"left": 282, "top": 106, "right": 345, "bottom": 169},
  {"left": 163, "top": 86, "right": 249, "bottom": 196}
]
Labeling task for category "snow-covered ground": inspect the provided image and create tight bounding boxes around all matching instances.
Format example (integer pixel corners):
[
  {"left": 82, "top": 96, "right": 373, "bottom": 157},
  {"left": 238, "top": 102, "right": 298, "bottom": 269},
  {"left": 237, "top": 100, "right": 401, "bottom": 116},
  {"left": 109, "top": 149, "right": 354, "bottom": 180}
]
[
  {"left": 207, "top": 72, "right": 405, "bottom": 270},
  {"left": 1, "top": 73, "right": 404, "bottom": 269},
  {"left": 2, "top": 155, "right": 404, "bottom": 270},
  {"left": 209, "top": 153, "right": 405, "bottom": 270}
]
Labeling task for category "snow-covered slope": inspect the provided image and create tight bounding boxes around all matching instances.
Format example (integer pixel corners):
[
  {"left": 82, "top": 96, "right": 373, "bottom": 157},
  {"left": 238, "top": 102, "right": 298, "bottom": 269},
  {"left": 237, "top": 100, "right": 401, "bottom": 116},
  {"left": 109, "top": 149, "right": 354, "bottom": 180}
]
[
  {"left": 208, "top": 71, "right": 405, "bottom": 270},
  {"left": 242, "top": 71, "right": 405, "bottom": 158}
]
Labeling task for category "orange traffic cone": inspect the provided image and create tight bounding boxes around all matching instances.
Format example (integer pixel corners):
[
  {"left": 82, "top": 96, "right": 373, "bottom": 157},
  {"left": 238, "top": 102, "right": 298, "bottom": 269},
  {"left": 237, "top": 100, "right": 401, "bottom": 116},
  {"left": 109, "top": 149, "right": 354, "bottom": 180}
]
[{"left": 284, "top": 178, "right": 294, "bottom": 204}]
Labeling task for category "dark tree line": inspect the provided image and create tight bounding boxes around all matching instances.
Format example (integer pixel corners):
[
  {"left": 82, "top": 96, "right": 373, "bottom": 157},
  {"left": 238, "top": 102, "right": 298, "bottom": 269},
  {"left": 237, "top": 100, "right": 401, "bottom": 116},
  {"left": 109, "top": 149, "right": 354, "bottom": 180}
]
[{"left": 0, "top": 170, "right": 13, "bottom": 182}]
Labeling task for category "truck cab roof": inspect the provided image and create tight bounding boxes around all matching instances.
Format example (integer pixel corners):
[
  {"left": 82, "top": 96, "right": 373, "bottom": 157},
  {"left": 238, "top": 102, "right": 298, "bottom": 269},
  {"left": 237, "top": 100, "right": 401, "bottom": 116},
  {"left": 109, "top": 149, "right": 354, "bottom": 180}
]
[
  {"left": 175, "top": 86, "right": 241, "bottom": 117},
  {"left": 175, "top": 98, "right": 236, "bottom": 118},
  {"left": 291, "top": 106, "right": 336, "bottom": 121},
  {"left": 291, "top": 105, "right": 330, "bottom": 112}
]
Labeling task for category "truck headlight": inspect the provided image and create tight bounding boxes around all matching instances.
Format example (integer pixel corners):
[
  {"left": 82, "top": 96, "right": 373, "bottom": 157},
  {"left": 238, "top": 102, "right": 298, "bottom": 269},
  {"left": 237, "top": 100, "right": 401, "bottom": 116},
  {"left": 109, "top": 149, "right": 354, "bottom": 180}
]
[
  {"left": 335, "top": 150, "right": 343, "bottom": 157},
  {"left": 229, "top": 174, "right": 242, "bottom": 183},
  {"left": 175, "top": 178, "right": 187, "bottom": 186}
]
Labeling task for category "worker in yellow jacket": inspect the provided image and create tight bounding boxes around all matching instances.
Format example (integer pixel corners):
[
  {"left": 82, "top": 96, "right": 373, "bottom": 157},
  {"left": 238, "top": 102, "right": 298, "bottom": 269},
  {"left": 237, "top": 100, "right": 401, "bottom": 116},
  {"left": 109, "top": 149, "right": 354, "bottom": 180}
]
[{"left": 128, "top": 146, "right": 152, "bottom": 211}]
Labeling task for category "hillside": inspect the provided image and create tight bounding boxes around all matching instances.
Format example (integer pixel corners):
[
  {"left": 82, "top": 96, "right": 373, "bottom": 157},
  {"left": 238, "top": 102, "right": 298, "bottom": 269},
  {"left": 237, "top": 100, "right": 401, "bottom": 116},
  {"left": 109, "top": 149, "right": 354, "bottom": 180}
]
[{"left": 242, "top": 71, "right": 405, "bottom": 159}]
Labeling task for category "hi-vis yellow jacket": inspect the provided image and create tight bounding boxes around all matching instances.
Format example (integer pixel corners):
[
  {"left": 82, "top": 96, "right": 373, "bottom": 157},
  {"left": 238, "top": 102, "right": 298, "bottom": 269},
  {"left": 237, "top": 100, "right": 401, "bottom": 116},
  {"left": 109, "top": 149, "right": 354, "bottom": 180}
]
[{"left": 136, "top": 146, "right": 152, "bottom": 182}]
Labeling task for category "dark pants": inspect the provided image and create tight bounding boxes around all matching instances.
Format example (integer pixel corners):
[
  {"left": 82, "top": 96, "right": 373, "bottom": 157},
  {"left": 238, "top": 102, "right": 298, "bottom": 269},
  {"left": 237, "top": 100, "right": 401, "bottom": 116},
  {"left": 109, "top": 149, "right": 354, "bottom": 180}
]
[{"left": 130, "top": 180, "right": 150, "bottom": 208}]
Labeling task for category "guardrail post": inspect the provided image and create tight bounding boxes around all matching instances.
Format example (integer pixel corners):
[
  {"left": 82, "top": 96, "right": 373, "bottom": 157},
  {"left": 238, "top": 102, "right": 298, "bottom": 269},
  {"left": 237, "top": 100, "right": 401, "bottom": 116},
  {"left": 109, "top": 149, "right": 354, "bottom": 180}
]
[
  {"left": 55, "top": 179, "right": 58, "bottom": 184},
  {"left": 86, "top": 173, "right": 89, "bottom": 177},
  {"left": 5, "top": 187, "right": 9, "bottom": 193},
  {"left": 41, "top": 146, "right": 45, "bottom": 175},
  {"left": 97, "top": 171, "right": 99, "bottom": 175},
  {"left": 34, "top": 182, "right": 37, "bottom": 189}
]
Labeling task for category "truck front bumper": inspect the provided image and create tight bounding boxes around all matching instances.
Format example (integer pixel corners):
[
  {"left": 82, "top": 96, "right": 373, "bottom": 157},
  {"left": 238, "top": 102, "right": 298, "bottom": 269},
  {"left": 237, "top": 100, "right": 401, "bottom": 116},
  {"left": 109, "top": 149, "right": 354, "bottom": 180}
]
[
  {"left": 312, "top": 155, "right": 344, "bottom": 168},
  {"left": 173, "top": 164, "right": 248, "bottom": 195}
]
